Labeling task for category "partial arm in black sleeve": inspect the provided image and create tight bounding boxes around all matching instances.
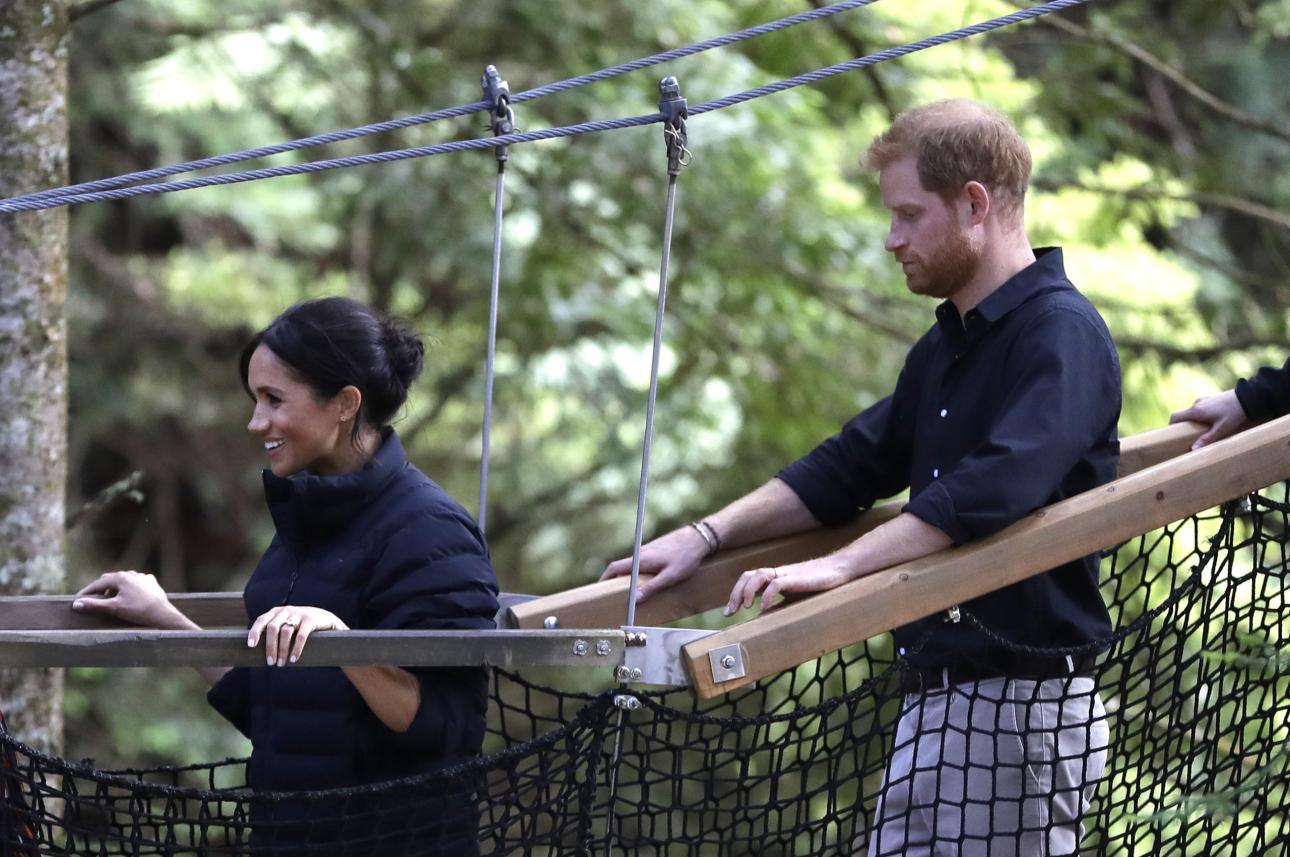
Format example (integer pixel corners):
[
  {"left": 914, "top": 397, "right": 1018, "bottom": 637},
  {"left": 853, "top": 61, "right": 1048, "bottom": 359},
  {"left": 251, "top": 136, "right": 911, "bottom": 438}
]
[
  {"left": 361, "top": 509, "right": 500, "bottom": 757},
  {"left": 1236, "top": 358, "right": 1290, "bottom": 422}
]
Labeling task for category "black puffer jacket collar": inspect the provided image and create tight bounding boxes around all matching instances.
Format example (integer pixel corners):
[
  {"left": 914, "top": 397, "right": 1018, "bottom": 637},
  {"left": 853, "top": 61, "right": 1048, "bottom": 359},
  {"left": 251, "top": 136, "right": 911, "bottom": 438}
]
[{"left": 262, "top": 429, "right": 406, "bottom": 544}]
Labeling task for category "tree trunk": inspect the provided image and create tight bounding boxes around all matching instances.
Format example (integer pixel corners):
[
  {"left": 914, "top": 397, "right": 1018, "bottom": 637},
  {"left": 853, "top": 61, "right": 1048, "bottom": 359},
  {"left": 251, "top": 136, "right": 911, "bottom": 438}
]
[{"left": 0, "top": 0, "right": 70, "bottom": 754}]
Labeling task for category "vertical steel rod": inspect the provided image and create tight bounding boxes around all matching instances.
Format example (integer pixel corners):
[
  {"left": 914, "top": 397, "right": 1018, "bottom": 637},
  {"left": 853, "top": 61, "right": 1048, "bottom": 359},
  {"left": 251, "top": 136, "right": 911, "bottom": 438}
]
[
  {"left": 479, "top": 164, "right": 506, "bottom": 533},
  {"left": 624, "top": 173, "right": 679, "bottom": 627}
]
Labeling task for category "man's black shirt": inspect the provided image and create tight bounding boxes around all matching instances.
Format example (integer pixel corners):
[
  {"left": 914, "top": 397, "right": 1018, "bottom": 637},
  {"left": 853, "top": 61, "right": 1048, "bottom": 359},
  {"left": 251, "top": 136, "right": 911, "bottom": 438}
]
[{"left": 778, "top": 248, "right": 1119, "bottom": 672}]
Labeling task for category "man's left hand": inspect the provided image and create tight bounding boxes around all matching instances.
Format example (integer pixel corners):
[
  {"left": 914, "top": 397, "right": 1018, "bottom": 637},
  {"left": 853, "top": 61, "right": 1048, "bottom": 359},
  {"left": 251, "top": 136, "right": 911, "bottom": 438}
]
[{"left": 723, "top": 557, "right": 853, "bottom": 616}]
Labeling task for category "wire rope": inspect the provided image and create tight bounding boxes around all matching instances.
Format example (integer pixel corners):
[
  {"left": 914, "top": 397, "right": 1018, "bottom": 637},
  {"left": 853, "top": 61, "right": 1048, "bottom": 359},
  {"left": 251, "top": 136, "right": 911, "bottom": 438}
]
[
  {"left": 0, "top": 0, "right": 1089, "bottom": 214},
  {"left": 8, "top": 0, "right": 885, "bottom": 207}
]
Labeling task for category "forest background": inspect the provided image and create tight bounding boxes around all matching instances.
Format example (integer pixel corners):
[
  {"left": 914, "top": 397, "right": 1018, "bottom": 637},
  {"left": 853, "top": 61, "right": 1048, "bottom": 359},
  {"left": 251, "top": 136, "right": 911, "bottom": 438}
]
[{"left": 1, "top": 0, "right": 1288, "bottom": 768}]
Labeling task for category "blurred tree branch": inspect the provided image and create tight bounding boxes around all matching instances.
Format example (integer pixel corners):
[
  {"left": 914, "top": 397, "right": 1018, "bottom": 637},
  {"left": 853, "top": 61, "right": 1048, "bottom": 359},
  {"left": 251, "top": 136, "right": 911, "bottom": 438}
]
[
  {"left": 69, "top": 0, "right": 127, "bottom": 22},
  {"left": 1033, "top": 9, "right": 1290, "bottom": 146},
  {"left": 67, "top": 471, "right": 145, "bottom": 532}
]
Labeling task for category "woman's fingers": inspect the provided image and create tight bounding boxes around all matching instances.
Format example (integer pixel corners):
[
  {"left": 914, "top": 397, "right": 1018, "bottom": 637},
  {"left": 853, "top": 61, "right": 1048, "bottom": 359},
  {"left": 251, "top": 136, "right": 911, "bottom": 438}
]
[
  {"left": 73, "top": 570, "right": 130, "bottom": 599},
  {"left": 271, "top": 618, "right": 300, "bottom": 667},
  {"left": 247, "top": 609, "right": 274, "bottom": 648},
  {"left": 287, "top": 617, "right": 315, "bottom": 665},
  {"left": 249, "top": 607, "right": 340, "bottom": 666}
]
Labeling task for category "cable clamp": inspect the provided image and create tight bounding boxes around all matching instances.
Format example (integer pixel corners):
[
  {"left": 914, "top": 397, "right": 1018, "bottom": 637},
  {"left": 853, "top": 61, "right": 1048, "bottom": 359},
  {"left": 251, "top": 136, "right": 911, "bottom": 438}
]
[
  {"left": 658, "top": 76, "right": 691, "bottom": 176},
  {"left": 481, "top": 64, "right": 516, "bottom": 163}
]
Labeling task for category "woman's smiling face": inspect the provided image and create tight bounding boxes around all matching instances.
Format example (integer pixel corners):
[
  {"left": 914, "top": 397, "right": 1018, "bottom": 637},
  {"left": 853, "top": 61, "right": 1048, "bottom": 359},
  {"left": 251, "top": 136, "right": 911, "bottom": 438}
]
[{"left": 245, "top": 344, "right": 351, "bottom": 477}]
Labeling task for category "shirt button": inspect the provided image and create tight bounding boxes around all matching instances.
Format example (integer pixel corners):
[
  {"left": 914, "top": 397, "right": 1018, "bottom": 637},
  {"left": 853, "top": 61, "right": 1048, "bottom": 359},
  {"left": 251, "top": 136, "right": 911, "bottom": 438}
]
[
  {"left": 898, "top": 647, "right": 906, "bottom": 656},
  {"left": 933, "top": 468, "right": 940, "bottom": 478},
  {"left": 939, "top": 408, "right": 948, "bottom": 418}
]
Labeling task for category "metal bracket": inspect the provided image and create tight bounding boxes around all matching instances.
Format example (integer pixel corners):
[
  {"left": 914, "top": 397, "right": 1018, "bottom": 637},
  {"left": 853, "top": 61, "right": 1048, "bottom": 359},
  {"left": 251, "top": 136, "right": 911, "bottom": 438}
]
[
  {"left": 708, "top": 643, "right": 746, "bottom": 683},
  {"left": 946, "top": 605, "right": 962, "bottom": 624},
  {"left": 619, "top": 625, "right": 714, "bottom": 686}
]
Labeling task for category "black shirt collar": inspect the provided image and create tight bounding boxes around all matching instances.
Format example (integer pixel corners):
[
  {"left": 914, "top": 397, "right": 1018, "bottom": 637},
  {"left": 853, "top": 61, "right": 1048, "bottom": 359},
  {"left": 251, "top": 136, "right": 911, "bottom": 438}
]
[{"left": 935, "top": 247, "right": 1067, "bottom": 355}]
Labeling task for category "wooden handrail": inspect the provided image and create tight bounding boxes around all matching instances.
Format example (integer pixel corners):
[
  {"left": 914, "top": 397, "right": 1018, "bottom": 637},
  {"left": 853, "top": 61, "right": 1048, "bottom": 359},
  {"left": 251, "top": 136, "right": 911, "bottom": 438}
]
[
  {"left": 507, "top": 421, "right": 1207, "bottom": 631},
  {"left": 0, "top": 593, "right": 246, "bottom": 631},
  {"left": 0, "top": 592, "right": 535, "bottom": 632},
  {"left": 681, "top": 414, "right": 1290, "bottom": 698}
]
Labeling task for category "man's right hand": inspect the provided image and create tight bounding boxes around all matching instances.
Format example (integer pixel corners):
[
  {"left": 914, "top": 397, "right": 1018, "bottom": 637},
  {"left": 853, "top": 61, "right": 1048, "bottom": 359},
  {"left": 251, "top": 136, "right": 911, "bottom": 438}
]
[{"left": 600, "top": 526, "right": 712, "bottom": 602}]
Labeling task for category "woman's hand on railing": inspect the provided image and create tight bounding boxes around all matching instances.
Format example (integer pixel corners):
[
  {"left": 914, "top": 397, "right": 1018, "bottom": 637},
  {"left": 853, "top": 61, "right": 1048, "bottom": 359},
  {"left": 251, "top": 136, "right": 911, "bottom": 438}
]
[
  {"left": 247, "top": 605, "right": 348, "bottom": 667},
  {"left": 72, "top": 571, "right": 196, "bottom": 629}
]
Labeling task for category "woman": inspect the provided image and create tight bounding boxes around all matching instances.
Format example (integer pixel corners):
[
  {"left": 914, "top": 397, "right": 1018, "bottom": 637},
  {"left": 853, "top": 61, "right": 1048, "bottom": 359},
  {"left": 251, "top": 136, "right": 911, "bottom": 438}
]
[{"left": 73, "top": 297, "right": 499, "bottom": 853}]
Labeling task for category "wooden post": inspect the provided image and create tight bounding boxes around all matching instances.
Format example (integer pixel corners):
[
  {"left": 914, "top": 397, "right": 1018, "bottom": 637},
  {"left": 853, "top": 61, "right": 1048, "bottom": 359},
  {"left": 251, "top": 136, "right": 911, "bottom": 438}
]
[
  {"left": 682, "top": 414, "right": 1290, "bottom": 698},
  {"left": 507, "top": 421, "right": 1205, "bottom": 631}
]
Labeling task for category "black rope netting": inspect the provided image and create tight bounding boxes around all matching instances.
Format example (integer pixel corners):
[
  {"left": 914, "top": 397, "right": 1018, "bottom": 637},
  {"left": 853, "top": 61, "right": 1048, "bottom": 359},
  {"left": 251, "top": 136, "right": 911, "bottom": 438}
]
[{"left": 3, "top": 482, "right": 1288, "bottom": 855}]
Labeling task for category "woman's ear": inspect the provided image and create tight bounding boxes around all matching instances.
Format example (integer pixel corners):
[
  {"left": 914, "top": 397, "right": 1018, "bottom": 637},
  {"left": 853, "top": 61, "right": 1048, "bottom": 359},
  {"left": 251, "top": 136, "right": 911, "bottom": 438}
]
[{"left": 335, "top": 385, "right": 363, "bottom": 423}]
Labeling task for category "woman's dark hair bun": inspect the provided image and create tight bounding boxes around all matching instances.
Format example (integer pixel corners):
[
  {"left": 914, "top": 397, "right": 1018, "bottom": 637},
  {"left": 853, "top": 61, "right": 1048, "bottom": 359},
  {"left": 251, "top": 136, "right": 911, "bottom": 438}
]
[
  {"left": 380, "top": 319, "right": 426, "bottom": 397},
  {"left": 239, "top": 297, "right": 427, "bottom": 442}
]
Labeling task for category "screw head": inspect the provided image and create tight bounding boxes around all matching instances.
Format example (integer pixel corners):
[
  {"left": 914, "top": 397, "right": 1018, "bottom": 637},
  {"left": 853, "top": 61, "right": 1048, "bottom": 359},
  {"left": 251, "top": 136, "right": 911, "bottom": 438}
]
[
  {"left": 573, "top": 640, "right": 588, "bottom": 656},
  {"left": 543, "top": 616, "right": 559, "bottom": 629},
  {"left": 720, "top": 655, "right": 736, "bottom": 669},
  {"left": 596, "top": 639, "right": 612, "bottom": 656}
]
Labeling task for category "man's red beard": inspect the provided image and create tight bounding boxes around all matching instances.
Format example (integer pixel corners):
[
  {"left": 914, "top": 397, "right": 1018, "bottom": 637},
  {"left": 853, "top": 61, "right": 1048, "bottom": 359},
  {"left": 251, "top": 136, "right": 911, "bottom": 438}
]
[{"left": 898, "top": 226, "right": 982, "bottom": 300}]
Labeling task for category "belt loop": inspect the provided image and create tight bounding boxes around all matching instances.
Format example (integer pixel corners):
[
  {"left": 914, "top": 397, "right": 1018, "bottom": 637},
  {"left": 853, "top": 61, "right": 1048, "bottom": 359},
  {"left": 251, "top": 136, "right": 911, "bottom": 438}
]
[
  {"left": 1065, "top": 655, "right": 1074, "bottom": 674},
  {"left": 941, "top": 667, "right": 950, "bottom": 690}
]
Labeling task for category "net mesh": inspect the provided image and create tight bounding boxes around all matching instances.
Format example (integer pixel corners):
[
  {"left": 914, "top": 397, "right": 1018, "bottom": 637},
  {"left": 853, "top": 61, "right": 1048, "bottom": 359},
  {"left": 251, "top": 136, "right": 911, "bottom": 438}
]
[{"left": 2, "top": 482, "right": 1287, "bottom": 855}]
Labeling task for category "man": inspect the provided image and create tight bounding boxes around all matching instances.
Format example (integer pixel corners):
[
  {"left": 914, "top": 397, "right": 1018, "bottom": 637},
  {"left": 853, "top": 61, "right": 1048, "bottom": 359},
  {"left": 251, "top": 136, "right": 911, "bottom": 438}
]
[
  {"left": 603, "top": 100, "right": 1118, "bottom": 856},
  {"left": 1171, "top": 359, "right": 1290, "bottom": 447}
]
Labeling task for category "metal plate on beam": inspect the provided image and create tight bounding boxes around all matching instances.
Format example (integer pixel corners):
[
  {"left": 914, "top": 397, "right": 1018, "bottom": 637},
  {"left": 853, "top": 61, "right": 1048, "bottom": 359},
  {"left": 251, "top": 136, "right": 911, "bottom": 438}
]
[
  {"left": 617, "top": 626, "right": 715, "bottom": 686},
  {"left": 708, "top": 643, "right": 747, "bottom": 683}
]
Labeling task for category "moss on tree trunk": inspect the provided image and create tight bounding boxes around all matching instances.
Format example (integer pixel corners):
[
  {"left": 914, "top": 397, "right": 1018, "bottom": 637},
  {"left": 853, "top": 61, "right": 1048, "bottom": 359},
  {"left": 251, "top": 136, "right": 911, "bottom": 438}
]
[{"left": 0, "top": 0, "right": 69, "bottom": 755}]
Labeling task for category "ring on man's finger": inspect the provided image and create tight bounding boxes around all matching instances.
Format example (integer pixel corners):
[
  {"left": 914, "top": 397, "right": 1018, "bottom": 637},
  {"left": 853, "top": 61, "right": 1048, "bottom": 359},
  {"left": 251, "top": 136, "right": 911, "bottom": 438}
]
[{"left": 281, "top": 620, "right": 297, "bottom": 628}]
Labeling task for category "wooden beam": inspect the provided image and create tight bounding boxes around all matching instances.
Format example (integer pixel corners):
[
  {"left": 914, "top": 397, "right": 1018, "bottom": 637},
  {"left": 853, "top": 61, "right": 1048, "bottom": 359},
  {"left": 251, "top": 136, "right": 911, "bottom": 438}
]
[
  {"left": 0, "top": 592, "right": 538, "bottom": 631},
  {"left": 508, "top": 421, "right": 1206, "bottom": 631},
  {"left": 1117, "top": 420, "right": 1202, "bottom": 477},
  {"left": 682, "top": 414, "right": 1290, "bottom": 698},
  {"left": 0, "top": 628, "right": 626, "bottom": 669},
  {"left": 0, "top": 593, "right": 246, "bottom": 630}
]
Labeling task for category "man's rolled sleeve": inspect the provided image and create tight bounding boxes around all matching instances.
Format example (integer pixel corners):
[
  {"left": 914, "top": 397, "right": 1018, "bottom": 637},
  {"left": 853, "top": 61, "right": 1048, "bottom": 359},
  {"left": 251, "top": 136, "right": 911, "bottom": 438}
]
[
  {"left": 904, "top": 307, "right": 1120, "bottom": 544},
  {"left": 778, "top": 385, "right": 915, "bottom": 526},
  {"left": 902, "top": 480, "right": 968, "bottom": 544}
]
